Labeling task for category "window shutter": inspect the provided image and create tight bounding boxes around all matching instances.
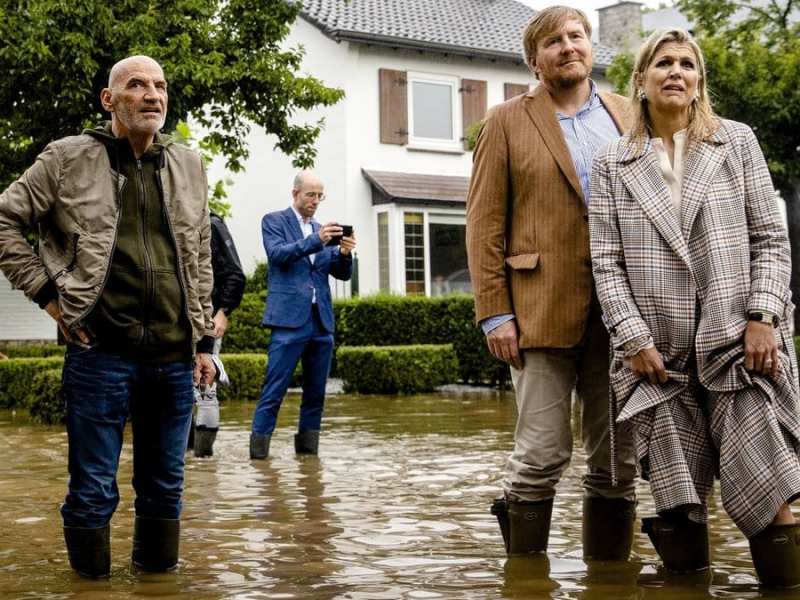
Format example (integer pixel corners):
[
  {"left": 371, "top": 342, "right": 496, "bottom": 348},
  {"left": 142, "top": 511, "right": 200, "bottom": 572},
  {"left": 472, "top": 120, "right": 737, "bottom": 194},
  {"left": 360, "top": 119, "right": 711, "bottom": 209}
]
[
  {"left": 460, "top": 79, "right": 487, "bottom": 150},
  {"left": 504, "top": 83, "right": 530, "bottom": 100},
  {"left": 379, "top": 69, "right": 408, "bottom": 145}
]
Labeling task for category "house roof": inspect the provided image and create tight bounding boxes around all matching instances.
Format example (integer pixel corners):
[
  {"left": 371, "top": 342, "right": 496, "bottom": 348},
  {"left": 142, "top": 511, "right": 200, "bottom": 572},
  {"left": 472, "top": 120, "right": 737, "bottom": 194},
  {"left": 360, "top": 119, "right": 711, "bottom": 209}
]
[
  {"left": 363, "top": 169, "right": 470, "bottom": 207},
  {"left": 300, "top": 0, "right": 616, "bottom": 68}
]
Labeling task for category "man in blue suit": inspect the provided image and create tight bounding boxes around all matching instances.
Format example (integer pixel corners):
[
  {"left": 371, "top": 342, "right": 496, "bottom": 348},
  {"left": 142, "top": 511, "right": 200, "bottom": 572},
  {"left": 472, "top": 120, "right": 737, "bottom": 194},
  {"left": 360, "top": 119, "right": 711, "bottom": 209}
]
[{"left": 250, "top": 171, "right": 355, "bottom": 459}]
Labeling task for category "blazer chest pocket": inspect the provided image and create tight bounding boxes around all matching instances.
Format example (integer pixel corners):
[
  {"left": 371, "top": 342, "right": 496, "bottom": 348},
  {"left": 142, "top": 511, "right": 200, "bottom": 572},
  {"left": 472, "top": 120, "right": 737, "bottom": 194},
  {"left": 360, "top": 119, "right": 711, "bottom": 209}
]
[{"left": 505, "top": 253, "right": 539, "bottom": 271}]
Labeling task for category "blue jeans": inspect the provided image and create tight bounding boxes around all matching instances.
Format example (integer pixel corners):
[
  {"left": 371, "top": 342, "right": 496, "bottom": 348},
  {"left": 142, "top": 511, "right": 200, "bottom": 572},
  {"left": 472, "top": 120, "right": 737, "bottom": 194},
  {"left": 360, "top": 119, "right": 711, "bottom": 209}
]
[
  {"left": 251, "top": 306, "right": 333, "bottom": 435},
  {"left": 60, "top": 345, "right": 194, "bottom": 529}
]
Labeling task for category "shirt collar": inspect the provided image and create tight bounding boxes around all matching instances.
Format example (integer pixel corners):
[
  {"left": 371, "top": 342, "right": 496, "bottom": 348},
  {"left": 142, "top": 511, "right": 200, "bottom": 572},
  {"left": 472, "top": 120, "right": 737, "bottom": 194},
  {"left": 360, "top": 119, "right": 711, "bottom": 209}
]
[
  {"left": 290, "top": 205, "right": 310, "bottom": 226},
  {"left": 556, "top": 79, "right": 600, "bottom": 120}
]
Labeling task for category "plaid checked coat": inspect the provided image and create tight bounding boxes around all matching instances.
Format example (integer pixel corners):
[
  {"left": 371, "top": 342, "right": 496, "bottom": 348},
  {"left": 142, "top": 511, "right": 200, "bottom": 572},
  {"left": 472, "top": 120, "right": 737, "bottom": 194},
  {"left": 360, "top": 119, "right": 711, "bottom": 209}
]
[{"left": 589, "top": 118, "right": 800, "bottom": 537}]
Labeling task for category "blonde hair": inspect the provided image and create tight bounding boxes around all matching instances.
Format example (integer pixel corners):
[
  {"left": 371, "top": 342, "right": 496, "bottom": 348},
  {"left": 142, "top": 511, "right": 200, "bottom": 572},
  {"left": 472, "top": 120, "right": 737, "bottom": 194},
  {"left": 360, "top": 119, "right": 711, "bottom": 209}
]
[
  {"left": 628, "top": 29, "right": 718, "bottom": 142},
  {"left": 522, "top": 6, "right": 592, "bottom": 78}
]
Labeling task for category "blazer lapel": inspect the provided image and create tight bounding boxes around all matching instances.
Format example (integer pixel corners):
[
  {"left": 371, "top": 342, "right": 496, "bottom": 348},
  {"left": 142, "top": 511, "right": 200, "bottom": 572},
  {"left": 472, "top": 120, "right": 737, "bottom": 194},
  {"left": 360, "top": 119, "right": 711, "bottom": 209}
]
[
  {"left": 618, "top": 139, "right": 693, "bottom": 268},
  {"left": 283, "top": 207, "right": 304, "bottom": 241},
  {"left": 524, "top": 86, "right": 583, "bottom": 201},
  {"left": 598, "top": 91, "right": 628, "bottom": 134},
  {"left": 680, "top": 129, "right": 729, "bottom": 241}
]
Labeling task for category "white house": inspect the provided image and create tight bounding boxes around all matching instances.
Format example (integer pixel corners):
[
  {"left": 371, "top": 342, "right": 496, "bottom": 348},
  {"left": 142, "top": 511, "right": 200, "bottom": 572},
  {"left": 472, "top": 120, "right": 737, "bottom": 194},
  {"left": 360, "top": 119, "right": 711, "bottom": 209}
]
[{"left": 212, "top": 0, "right": 618, "bottom": 298}]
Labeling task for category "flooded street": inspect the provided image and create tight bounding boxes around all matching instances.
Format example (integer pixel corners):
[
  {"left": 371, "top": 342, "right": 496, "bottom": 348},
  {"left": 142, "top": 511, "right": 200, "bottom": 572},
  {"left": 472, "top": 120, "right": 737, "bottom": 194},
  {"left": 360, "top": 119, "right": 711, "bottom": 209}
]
[{"left": 0, "top": 390, "right": 784, "bottom": 599}]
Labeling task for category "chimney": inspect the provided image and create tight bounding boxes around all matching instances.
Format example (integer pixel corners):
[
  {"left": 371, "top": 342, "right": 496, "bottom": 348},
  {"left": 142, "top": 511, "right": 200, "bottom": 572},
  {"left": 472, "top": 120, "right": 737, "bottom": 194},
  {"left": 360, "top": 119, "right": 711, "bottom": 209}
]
[{"left": 597, "top": 1, "right": 643, "bottom": 54}]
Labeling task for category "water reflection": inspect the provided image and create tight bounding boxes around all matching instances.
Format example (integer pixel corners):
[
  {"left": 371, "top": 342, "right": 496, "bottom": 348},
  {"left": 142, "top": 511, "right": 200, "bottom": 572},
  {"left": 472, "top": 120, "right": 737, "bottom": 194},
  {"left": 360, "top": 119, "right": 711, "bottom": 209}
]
[{"left": 0, "top": 391, "right": 786, "bottom": 598}]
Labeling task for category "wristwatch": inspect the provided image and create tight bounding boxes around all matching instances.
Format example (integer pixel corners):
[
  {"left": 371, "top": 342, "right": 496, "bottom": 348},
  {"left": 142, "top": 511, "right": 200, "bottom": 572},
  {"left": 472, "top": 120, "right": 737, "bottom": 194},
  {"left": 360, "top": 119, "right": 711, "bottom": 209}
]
[{"left": 748, "top": 311, "right": 779, "bottom": 327}]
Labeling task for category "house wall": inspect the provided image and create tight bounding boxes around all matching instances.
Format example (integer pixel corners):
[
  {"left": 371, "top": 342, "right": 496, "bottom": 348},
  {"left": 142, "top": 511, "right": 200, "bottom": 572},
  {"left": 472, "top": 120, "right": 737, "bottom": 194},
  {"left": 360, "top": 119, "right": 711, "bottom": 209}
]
[
  {"left": 0, "top": 274, "right": 57, "bottom": 342},
  {"left": 208, "top": 17, "right": 614, "bottom": 296}
]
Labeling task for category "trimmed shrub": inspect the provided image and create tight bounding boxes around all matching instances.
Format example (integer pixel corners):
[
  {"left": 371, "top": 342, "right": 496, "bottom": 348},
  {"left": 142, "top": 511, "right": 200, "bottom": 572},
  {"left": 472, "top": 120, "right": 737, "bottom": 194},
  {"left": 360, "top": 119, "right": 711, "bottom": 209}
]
[
  {"left": 223, "top": 291, "right": 269, "bottom": 353},
  {"left": 28, "top": 369, "right": 65, "bottom": 425},
  {"left": 335, "top": 294, "right": 507, "bottom": 387},
  {"left": 0, "top": 344, "right": 64, "bottom": 358},
  {"left": 217, "top": 353, "right": 267, "bottom": 401},
  {"left": 0, "top": 357, "right": 64, "bottom": 408},
  {"left": 337, "top": 344, "right": 459, "bottom": 394},
  {"left": 244, "top": 261, "right": 268, "bottom": 294}
]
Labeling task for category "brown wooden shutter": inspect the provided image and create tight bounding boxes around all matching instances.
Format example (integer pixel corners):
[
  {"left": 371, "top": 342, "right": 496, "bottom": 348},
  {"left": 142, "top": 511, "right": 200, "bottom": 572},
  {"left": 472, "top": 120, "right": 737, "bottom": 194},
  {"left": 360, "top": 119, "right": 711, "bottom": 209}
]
[
  {"left": 460, "top": 79, "right": 487, "bottom": 150},
  {"left": 379, "top": 69, "right": 408, "bottom": 145},
  {"left": 504, "top": 83, "right": 530, "bottom": 100}
]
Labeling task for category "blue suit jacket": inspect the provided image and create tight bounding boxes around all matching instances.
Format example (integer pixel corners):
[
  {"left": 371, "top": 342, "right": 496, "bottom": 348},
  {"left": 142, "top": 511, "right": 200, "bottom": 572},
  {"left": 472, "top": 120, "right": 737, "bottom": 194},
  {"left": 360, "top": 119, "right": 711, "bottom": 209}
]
[{"left": 261, "top": 207, "right": 353, "bottom": 332}]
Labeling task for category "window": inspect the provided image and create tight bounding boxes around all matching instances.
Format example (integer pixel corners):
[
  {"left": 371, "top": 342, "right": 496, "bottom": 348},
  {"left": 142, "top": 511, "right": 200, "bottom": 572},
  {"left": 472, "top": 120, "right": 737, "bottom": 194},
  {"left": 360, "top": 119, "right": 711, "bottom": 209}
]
[
  {"left": 428, "top": 216, "right": 471, "bottom": 296},
  {"left": 377, "top": 212, "right": 390, "bottom": 291},
  {"left": 407, "top": 72, "right": 461, "bottom": 151},
  {"left": 404, "top": 212, "right": 425, "bottom": 295}
]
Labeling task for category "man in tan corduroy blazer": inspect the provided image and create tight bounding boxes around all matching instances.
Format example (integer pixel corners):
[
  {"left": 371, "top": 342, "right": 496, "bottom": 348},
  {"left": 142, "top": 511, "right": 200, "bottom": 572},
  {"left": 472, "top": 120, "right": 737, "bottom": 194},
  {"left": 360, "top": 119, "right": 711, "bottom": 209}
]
[{"left": 466, "top": 6, "right": 636, "bottom": 558}]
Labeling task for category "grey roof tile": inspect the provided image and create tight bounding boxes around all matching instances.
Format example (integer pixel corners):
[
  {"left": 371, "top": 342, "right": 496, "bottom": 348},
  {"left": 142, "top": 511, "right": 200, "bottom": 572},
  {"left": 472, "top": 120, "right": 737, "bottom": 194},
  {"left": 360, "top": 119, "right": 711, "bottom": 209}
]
[{"left": 300, "top": 0, "right": 616, "bottom": 68}]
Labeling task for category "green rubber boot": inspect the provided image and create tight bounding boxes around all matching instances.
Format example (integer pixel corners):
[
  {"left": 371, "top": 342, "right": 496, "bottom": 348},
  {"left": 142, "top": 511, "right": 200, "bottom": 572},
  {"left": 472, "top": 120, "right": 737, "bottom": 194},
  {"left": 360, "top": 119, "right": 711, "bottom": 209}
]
[
  {"left": 294, "top": 430, "right": 320, "bottom": 455},
  {"left": 131, "top": 516, "right": 180, "bottom": 573},
  {"left": 582, "top": 497, "right": 636, "bottom": 560},
  {"left": 642, "top": 515, "right": 709, "bottom": 572},
  {"left": 250, "top": 433, "right": 271, "bottom": 459},
  {"left": 64, "top": 524, "right": 111, "bottom": 578},
  {"left": 491, "top": 497, "right": 553, "bottom": 555},
  {"left": 749, "top": 523, "right": 800, "bottom": 588}
]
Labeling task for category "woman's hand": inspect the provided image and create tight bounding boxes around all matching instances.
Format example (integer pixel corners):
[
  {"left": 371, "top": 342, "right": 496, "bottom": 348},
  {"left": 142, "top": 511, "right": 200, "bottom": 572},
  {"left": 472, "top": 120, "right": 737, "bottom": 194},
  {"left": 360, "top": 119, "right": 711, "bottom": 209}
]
[
  {"left": 629, "top": 346, "right": 668, "bottom": 384},
  {"left": 744, "top": 320, "right": 779, "bottom": 377}
]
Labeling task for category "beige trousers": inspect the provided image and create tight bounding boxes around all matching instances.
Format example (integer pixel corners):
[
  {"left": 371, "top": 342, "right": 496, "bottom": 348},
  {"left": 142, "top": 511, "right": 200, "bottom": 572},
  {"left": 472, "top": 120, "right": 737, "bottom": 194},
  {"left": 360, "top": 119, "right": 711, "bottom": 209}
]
[{"left": 504, "top": 308, "right": 636, "bottom": 502}]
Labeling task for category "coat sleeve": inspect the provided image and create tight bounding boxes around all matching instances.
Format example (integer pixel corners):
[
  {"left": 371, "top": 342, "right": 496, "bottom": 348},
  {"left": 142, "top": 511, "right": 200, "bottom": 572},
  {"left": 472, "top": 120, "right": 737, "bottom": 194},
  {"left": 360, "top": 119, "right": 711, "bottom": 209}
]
[
  {"left": 740, "top": 126, "right": 791, "bottom": 317},
  {"left": 0, "top": 143, "right": 61, "bottom": 301},
  {"left": 329, "top": 248, "right": 353, "bottom": 281},
  {"left": 465, "top": 107, "right": 513, "bottom": 322},
  {"left": 262, "top": 214, "right": 324, "bottom": 267},
  {"left": 196, "top": 161, "right": 216, "bottom": 348},
  {"left": 589, "top": 150, "right": 652, "bottom": 348},
  {"left": 210, "top": 215, "right": 245, "bottom": 315}
]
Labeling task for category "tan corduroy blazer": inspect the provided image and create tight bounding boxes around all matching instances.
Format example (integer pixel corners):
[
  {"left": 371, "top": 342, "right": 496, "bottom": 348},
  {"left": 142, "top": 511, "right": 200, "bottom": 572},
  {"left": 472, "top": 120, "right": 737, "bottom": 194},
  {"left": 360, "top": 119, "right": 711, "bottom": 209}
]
[{"left": 466, "top": 84, "right": 630, "bottom": 349}]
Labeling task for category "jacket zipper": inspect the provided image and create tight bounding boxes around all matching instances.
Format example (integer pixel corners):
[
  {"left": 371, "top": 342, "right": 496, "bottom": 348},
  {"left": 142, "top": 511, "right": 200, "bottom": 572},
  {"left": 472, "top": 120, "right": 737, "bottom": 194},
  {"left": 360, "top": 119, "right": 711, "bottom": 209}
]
[
  {"left": 138, "top": 159, "right": 153, "bottom": 347},
  {"left": 52, "top": 232, "right": 80, "bottom": 280}
]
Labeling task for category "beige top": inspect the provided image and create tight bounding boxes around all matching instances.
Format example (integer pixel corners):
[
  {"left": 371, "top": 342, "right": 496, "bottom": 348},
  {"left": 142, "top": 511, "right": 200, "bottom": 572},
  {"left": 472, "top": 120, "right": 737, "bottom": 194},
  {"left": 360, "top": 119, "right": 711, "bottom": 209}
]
[{"left": 651, "top": 130, "right": 688, "bottom": 223}]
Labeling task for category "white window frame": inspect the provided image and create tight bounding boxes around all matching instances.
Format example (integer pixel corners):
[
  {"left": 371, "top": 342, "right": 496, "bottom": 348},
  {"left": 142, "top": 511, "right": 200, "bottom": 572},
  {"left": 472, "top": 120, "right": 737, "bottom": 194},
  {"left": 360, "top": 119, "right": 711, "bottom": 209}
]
[
  {"left": 406, "top": 71, "right": 462, "bottom": 153},
  {"left": 391, "top": 207, "right": 466, "bottom": 297}
]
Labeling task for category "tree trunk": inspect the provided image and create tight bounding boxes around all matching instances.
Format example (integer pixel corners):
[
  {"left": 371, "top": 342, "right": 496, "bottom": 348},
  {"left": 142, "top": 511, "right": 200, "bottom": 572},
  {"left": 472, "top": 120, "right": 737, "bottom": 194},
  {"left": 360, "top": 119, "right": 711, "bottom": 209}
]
[{"left": 782, "top": 179, "right": 800, "bottom": 332}]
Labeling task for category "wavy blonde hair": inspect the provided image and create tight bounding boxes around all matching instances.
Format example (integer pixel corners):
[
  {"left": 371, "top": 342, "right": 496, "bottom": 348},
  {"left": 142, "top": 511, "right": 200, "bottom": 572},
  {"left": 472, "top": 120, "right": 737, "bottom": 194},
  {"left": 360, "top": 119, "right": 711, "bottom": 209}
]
[{"left": 628, "top": 29, "right": 718, "bottom": 142}]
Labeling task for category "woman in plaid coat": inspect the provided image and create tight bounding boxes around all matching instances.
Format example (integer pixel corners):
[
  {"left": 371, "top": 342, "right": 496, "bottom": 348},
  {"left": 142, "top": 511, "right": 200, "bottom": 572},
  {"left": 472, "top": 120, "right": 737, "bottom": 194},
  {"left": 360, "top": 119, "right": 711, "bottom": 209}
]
[{"left": 589, "top": 29, "right": 800, "bottom": 587}]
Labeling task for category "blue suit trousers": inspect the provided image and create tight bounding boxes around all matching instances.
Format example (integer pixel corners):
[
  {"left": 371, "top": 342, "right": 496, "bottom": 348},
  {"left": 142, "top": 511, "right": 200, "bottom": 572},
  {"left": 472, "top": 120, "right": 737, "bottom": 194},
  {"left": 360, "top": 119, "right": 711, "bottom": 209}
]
[{"left": 251, "top": 305, "right": 334, "bottom": 435}]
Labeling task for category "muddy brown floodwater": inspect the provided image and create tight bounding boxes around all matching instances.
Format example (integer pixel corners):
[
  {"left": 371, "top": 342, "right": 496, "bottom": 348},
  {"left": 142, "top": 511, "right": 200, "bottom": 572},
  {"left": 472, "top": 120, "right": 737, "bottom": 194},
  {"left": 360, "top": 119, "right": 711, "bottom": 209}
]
[{"left": 0, "top": 390, "right": 789, "bottom": 599}]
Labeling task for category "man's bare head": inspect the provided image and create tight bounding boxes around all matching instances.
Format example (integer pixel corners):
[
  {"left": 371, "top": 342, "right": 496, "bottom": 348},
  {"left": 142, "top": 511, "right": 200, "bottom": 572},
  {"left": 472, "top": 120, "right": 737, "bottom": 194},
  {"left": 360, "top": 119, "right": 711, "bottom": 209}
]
[
  {"left": 100, "top": 55, "right": 168, "bottom": 143},
  {"left": 292, "top": 170, "right": 325, "bottom": 221}
]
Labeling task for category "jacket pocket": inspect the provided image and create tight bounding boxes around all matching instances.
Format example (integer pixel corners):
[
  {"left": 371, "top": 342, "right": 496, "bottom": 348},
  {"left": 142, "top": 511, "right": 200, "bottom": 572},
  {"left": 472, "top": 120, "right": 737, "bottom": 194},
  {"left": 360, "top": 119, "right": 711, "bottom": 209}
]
[{"left": 504, "top": 253, "right": 539, "bottom": 270}]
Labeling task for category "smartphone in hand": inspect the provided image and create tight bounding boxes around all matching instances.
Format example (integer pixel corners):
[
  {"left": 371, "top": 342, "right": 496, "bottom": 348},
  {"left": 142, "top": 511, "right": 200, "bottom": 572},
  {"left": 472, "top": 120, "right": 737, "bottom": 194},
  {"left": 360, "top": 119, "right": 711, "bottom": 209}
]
[{"left": 326, "top": 224, "right": 353, "bottom": 246}]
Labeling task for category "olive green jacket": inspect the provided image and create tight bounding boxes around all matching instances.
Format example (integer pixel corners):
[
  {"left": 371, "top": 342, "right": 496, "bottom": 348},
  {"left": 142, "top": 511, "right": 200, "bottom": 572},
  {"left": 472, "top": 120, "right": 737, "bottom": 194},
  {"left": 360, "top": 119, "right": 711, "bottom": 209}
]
[{"left": 0, "top": 132, "right": 215, "bottom": 347}]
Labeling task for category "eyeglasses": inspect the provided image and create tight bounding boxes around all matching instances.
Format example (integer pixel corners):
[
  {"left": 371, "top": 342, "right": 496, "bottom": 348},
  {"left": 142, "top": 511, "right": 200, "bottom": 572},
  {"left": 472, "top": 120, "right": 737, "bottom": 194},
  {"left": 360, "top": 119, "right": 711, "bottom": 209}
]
[{"left": 303, "top": 192, "right": 326, "bottom": 201}]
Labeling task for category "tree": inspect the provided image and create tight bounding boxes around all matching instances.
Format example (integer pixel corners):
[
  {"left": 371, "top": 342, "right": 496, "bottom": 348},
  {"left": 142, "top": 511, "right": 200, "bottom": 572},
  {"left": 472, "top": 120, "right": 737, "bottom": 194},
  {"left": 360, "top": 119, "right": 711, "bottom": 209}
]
[{"left": 0, "top": 0, "right": 344, "bottom": 192}]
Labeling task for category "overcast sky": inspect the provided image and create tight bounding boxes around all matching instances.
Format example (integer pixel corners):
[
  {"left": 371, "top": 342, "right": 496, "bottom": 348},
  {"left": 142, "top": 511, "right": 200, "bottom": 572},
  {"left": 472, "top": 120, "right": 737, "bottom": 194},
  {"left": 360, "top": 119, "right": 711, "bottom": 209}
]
[{"left": 516, "top": 0, "right": 674, "bottom": 33}]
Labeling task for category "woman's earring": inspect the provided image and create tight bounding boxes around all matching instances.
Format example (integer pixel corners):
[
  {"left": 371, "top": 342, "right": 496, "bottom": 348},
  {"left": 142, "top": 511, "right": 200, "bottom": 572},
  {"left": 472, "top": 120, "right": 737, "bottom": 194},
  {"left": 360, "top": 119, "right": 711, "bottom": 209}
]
[{"left": 638, "top": 89, "right": 647, "bottom": 101}]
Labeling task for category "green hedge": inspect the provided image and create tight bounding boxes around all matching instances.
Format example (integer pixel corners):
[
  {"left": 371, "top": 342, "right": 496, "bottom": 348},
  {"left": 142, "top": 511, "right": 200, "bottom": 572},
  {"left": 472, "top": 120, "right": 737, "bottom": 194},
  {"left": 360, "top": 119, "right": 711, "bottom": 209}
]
[
  {"left": 223, "top": 291, "right": 270, "bottom": 353},
  {"left": 337, "top": 344, "right": 459, "bottom": 394},
  {"left": 0, "top": 344, "right": 64, "bottom": 358},
  {"left": 334, "top": 294, "right": 507, "bottom": 387},
  {"left": 28, "top": 369, "right": 65, "bottom": 424},
  {"left": 217, "top": 353, "right": 267, "bottom": 401},
  {"left": 0, "top": 357, "right": 64, "bottom": 409}
]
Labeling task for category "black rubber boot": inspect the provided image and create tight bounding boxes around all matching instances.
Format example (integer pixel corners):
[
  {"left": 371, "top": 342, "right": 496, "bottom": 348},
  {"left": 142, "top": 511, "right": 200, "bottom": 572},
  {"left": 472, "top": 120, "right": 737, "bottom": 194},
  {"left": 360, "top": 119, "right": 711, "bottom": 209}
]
[
  {"left": 642, "top": 515, "right": 709, "bottom": 572},
  {"left": 294, "top": 430, "right": 320, "bottom": 455},
  {"left": 749, "top": 523, "right": 800, "bottom": 588},
  {"left": 131, "top": 516, "right": 180, "bottom": 573},
  {"left": 582, "top": 497, "right": 636, "bottom": 560},
  {"left": 492, "top": 497, "right": 553, "bottom": 555},
  {"left": 63, "top": 524, "right": 111, "bottom": 578},
  {"left": 193, "top": 426, "right": 218, "bottom": 458},
  {"left": 250, "top": 433, "right": 271, "bottom": 459}
]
